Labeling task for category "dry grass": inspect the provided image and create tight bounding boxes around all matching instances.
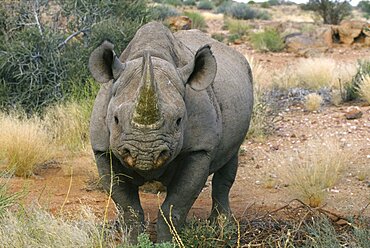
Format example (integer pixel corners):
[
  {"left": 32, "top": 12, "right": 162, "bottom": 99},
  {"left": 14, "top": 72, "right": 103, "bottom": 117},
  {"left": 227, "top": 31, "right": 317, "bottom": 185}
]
[
  {"left": 0, "top": 207, "right": 108, "bottom": 247},
  {"left": 358, "top": 75, "right": 370, "bottom": 103},
  {"left": 276, "top": 136, "right": 353, "bottom": 207},
  {"left": 245, "top": 56, "right": 277, "bottom": 141},
  {"left": 304, "top": 93, "right": 322, "bottom": 112},
  {"left": 43, "top": 101, "right": 91, "bottom": 152},
  {"left": 274, "top": 59, "right": 357, "bottom": 90},
  {"left": 0, "top": 112, "right": 55, "bottom": 177}
]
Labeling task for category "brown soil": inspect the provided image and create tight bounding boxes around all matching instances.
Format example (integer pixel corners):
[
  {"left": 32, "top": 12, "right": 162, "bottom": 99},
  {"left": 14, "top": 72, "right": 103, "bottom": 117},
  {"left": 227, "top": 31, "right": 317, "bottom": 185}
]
[{"left": 2, "top": 12, "right": 370, "bottom": 231}]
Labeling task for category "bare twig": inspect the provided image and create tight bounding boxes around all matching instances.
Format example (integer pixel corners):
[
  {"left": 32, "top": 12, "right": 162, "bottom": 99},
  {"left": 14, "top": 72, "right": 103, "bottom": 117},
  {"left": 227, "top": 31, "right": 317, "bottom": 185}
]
[
  {"left": 33, "top": 0, "right": 43, "bottom": 36},
  {"left": 57, "top": 29, "right": 90, "bottom": 49}
]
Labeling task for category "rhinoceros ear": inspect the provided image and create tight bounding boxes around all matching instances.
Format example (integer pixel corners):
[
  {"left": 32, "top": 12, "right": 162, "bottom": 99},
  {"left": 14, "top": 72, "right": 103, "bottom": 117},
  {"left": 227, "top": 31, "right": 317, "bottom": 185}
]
[
  {"left": 179, "top": 45, "right": 217, "bottom": 91},
  {"left": 89, "top": 41, "right": 125, "bottom": 84}
]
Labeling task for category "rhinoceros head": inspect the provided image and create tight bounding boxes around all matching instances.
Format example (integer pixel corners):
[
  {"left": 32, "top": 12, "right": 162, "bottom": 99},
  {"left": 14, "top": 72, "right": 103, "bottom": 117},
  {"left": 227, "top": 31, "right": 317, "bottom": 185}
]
[{"left": 89, "top": 41, "right": 216, "bottom": 171}]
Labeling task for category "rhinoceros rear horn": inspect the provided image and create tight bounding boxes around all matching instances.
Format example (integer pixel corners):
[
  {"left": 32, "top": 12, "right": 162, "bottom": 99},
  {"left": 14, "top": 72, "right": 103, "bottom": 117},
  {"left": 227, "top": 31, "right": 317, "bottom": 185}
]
[
  {"left": 89, "top": 41, "right": 125, "bottom": 84},
  {"left": 179, "top": 45, "right": 217, "bottom": 91}
]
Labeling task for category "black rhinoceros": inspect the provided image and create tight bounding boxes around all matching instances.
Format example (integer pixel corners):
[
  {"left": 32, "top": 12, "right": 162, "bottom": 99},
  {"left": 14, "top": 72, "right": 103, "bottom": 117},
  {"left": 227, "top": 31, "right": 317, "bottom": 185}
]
[{"left": 89, "top": 21, "right": 253, "bottom": 242}]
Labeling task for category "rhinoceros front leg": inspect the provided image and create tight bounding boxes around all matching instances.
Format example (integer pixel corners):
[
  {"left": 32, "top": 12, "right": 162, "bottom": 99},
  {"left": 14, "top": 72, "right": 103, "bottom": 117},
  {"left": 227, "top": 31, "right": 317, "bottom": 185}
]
[
  {"left": 209, "top": 153, "right": 238, "bottom": 220},
  {"left": 156, "top": 151, "right": 210, "bottom": 242},
  {"left": 94, "top": 151, "right": 144, "bottom": 240}
]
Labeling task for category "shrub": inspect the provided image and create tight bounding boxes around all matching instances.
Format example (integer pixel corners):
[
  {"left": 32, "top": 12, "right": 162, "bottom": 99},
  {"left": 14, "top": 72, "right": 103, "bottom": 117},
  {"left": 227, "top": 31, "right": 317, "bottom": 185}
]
[
  {"left": 184, "top": 12, "right": 207, "bottom": 31},
  {"left": 0, "top": 0, "right": 151, "bottom": 113},
  {"left": 260, "top": 2, "right": 270, "bottom": 8},
  {"left": 151, "top": 5, "right": 179, "bottom": 21},
  {"left": 304, "top": 93, "right": 323, "bottom": 112},
  {"left": 180, "top": 216, "right": 238, "bottom": 247},
  {"left": 358, "top": 0, "right": 370, "bottom": 14},
  {"left": 250, "top": 28, "right": 284, "bottom": 52},
  {"left": 197, "top": 0, "right": 215, "bottom": 10},
  {"left": 183, "top": 0, "right": 196, "bottom": 6},
  {"left": 346, "top": 60, "right": 370, "bottom": 101},
  {"left": 301, "top": 0, "right": 352, "bottom": 24},
  {"left": 358, "top": 75, "right": 370, "bottom": 103},
  {"left": 163, "top": 0, "right": 183, "bottom": 6},
  {"left": 0, "top": 112, "right": 56, "bottom": 177},
  {"left": 211, "top": 33, "right": 226, "bottom": 42},
  {"left": 221, "top": 2, "right": 271, "bottom": 20},
  {"left": 224, "top": 18, "right": 250, "bottom": 36}
]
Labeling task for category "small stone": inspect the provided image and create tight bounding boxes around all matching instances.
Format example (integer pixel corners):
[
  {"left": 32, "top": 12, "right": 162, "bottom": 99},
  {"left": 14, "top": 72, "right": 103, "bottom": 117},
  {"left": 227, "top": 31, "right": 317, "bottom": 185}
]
[{"left": 344, "top": 107, "right": 363, "bottom": 120}]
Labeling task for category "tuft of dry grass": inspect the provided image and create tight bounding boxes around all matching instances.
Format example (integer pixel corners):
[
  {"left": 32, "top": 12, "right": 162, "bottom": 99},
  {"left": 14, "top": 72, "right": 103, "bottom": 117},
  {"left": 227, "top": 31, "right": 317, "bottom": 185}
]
[
  {"left": 274, "top": 59, "right": 357, "bottom": 90},
  {"left": 276, "top": 137, "right": 353, "bottom": 207},
  {"left": 43, "top": 101, "right": 92, "bottom": 152},
  {"left": 0, "top": 207, "right": 106, "bottom": 247},
  {"left": 304, "top": 93, "right": 322, "bottom": 112},
  {"left": 358, "top": 75, "right": 370, "bottom": 103},
  {"left": 0, "top": 112, "right": 55, "bottom": 177},
  {"left": 296, "top": 58, "right": 337, "bottom": 89}
]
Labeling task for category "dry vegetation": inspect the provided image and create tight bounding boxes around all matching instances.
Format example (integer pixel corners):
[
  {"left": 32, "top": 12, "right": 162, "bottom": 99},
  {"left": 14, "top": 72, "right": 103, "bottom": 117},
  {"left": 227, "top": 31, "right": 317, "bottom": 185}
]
[
  {"left": 0, "top": 113, "right": 56, "bottom": 177},
  {"left": 274, "top": 136, "right": 353, "bottom": 208},
  {"left": 304, "top": 93, "right": 322, "bottom": 112},
  {"left": 0, "top": 1, "right": 370, "bottom": 247},
  {"left": 359, "top": 75, "right": 370, "bottom": 103}
]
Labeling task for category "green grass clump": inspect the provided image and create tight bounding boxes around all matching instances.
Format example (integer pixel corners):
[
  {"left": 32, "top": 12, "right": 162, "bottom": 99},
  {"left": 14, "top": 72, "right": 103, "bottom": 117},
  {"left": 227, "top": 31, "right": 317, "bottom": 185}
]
[
  {"left": 346, "top": 60, "right": 370, "bottom": 101},
  {"left": 224, "top": 18, "right": 250, "bottom": 36},
  {"left": 250, "top": 28, "right": 284, "bottom": 52},
  {"left": 184, "top": 12, "right": 207, "bottom": 31},
  {"left": 197, "top": 0, "right": 215, "bottom": 10},
  {"left": 0, "top": 174, "right": 21, "bottom": 216},
  {"left": 180, "top": 216, "right": 239, "bottom": 247}
]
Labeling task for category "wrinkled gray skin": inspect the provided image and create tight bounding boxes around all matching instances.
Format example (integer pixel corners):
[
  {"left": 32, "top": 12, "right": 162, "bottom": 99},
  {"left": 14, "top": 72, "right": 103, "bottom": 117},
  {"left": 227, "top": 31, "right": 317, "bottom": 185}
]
[{"left": 89, "top": 21, "right": 253, "bottom": 242}]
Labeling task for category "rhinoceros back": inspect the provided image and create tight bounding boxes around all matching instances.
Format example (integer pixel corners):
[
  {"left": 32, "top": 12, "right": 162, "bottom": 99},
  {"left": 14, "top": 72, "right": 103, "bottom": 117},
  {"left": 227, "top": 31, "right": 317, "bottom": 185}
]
[{"left": 174, "top": 30, "right": 253, "bottom": 170}]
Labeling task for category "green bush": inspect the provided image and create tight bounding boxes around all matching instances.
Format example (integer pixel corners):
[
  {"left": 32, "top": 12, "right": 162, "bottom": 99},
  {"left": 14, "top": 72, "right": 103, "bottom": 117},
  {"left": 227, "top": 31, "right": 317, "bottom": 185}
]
[
  {"left": 211, "top": 33, "right": 226, "bottom": 42},
  {"left": 0, "top": 0, "right": 151, "bottom": 113},
  {"left": 346, "top": 60, "right": 370, "bottom": 101},
  {"left": 183, "top": 0, "right": 196, "bottom": 6},
  {"left": 184, "top": 12, "right": 207, "bottom": 31},
  {"left": 260, "top": 2, "right": 270, "bottom": 8},
  {"left": 197, "top": 0, "right": 215, "bottom": 10},
  {"left": 163, "top": 0, "right": 183, "bottom": 6},
  {"left": 301, "top": 0, "right": 352, "bottom": 24},
  {"left": 218, "top": 2, "right": 271, "bottom": 20},
  {"left": 151, "top": 5, "right": 179, "bottom": 21},
  {"left": 224, "top": 19, "right": 250, "bottom": 36},
  {"left": 250, "top": 28, "right": 285, "bottom": 52}
]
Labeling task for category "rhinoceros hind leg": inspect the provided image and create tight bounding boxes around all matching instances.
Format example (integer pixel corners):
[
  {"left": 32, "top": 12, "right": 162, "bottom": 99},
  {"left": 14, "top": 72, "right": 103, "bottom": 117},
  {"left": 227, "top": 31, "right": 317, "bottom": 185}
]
[{"left": 209, "top": 153, "right": 238, "bottom": 220}]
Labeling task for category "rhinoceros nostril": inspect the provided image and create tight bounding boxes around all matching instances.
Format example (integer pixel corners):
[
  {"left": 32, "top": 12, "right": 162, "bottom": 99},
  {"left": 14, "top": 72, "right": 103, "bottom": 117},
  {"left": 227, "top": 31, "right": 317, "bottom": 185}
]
[
  {"left": 122, "top": 149, "right": 135, "bottom": 167},
  {"left": 154, "top": 149, "right": 170, "bottom": 167}
]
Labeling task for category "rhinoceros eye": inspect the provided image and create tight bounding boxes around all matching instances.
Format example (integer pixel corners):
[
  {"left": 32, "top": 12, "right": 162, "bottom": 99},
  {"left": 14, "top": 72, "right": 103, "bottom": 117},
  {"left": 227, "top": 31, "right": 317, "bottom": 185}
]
[
  {"left": 114, "top": 115, "right": 119, "bottom": 125},
  {"left": 176, "top": 118, "right": 182, "bottom": 127}
]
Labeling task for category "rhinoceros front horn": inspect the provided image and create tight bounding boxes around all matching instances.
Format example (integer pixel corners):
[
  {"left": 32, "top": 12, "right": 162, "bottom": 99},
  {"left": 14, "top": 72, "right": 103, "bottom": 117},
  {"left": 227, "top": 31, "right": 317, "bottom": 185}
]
[{"left": 131, "top": 51, "right": 162, "bottom": 128}]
